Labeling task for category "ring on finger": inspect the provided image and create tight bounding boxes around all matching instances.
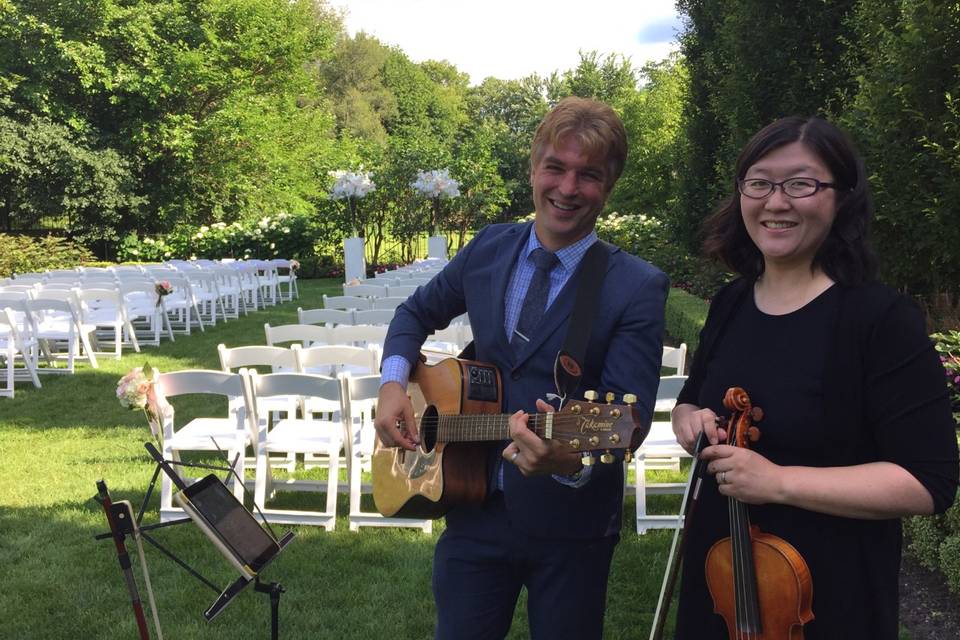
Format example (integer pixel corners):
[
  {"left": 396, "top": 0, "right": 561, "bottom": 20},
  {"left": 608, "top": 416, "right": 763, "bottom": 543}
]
[
  {"left": 510, "top": 451, "right": 520, "bottom": 463},
  {"left": 718, "top": 470, "right": 726, "bottom": 484}
]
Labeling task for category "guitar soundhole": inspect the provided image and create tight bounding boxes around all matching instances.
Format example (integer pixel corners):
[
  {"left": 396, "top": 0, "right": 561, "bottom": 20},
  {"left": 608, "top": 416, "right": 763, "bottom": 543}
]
[{"left": 421, "top": 405, "right": 439, "bottom": 452}]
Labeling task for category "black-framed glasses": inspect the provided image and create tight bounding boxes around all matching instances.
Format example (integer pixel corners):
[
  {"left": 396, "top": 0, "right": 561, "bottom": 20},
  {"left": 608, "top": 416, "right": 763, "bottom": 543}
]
[{"left": 737, "top": 177, "right": 837, "bottom": 199}]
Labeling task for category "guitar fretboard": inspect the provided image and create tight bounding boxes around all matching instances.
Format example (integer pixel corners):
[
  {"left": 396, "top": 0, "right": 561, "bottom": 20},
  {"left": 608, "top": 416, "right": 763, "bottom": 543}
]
[{"left": 423, "top": 414, "right": 554, "bottom": 442}]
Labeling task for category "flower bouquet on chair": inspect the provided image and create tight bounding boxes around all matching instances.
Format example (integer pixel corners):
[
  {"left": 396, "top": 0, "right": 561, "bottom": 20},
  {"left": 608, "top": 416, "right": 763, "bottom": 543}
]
[{"left": 117, "top": 363, "right": 170, "bottom": 447}]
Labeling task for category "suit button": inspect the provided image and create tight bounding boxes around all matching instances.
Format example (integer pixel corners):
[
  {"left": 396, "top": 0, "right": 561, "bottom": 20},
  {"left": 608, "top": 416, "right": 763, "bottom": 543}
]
[{"left": 511, "top": 371, "right": 521, "bottom": 381}]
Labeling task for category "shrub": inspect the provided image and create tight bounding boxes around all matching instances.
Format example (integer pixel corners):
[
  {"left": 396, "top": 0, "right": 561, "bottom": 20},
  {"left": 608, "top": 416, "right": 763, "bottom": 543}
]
[
  {"left": 596, "top": 212, "right": 731, "bottom": 299},
  {"left": 665, "top": 288, "right": 709, "bottom": 353},
  {"left": 117, "top": 212, "right": 324, "bottom": 265},
  {"left": 0, "top": 234, "right": 96, "bottom": 278},
  {"left": 938, "top": 534, "right": 960, "bottom": 595},
  {"left": 931, "top": 330, "right": 960, "bottom": 423}
]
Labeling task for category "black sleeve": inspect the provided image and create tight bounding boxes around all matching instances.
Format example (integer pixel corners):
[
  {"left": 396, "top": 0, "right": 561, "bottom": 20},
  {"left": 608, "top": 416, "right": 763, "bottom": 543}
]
[{"left": 864, "top": 295, "right": 959, "bottom": 514}]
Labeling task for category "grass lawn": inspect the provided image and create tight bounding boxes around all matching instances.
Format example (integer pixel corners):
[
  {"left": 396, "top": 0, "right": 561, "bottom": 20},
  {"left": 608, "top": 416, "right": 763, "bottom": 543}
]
[{"left": 0, "top": 278, "right": 690, "bottom": 639}]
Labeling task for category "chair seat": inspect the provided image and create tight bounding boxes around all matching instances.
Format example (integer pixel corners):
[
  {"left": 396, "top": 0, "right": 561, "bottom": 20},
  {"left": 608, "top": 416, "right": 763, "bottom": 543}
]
[
  {"left": 262, "top": 419, "right": 341, "bottom": 453},
  {"left": 167, "top": 418, "right": 250, "bottom": 450},
  {"left": 639, "top": 421, "right": 688, "bottom": 454}
]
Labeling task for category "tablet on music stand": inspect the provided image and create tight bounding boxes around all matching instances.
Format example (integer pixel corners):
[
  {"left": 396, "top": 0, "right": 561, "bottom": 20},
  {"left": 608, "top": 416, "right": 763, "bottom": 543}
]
[{"left": 174, "top": 474, "right": 281, "bottom": 579}]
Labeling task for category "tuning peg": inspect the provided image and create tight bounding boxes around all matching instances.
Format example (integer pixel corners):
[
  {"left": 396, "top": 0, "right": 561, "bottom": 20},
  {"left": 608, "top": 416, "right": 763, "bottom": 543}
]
[
  {"left": 581, "top": 453, "right": 594, "bottom": 467},
  {"left": 584, "top": 390, "right": 598, "bottom": 402},
  {"left": 624, "top": 450, "right": 633, "bottom": 463},
  {"left": 605, "top": 391, "right": 615, "bottom": 404},
  {"left": 623, "top": 393, "right": 637, "bottom": 405},
  {"left": 600, "top": 450, "right": 615, "bottom": 464}
]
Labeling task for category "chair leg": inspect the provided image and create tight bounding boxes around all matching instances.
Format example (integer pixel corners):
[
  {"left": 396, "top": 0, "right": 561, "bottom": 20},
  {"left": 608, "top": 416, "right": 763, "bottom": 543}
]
[{"left": 326, "top": 448, "right": 340, "bottom": 531}]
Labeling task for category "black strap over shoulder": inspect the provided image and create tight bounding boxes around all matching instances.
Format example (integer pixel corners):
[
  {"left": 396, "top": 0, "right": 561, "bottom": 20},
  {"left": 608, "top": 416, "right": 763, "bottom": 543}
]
[{"left": 553, "top": 240, "right": 611, "bottom": 399}]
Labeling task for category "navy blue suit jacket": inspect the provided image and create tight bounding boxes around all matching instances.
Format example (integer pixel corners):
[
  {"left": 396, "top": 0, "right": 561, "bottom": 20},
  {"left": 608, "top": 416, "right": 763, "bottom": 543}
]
[{"left": 383, "top": 221, "right": 668, "bottom": 538}]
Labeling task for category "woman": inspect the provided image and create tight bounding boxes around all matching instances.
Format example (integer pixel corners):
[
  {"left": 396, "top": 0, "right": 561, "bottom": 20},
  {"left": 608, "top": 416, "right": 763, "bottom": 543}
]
[{"left": 671, "top": 116, "right": 958, "bottom": 639}]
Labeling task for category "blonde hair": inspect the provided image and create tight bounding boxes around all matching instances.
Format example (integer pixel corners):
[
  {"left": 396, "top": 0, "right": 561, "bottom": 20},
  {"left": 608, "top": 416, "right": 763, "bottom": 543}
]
[{"left": 530, "top": 96, "right": 628, "bottom": 188}]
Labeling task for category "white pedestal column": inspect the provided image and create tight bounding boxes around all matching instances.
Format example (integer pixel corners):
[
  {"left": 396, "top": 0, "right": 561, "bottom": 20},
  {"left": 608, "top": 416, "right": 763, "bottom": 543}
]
[
  {"left": 427, "top": 235, "right": 448, "bottom": 260},
  {"left": 344, "top": 236, "right": 366, "bottom": 282}
]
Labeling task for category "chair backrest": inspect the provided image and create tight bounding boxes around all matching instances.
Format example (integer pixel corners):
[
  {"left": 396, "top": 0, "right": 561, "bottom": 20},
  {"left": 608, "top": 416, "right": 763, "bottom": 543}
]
[
  {"left": 661, "top": 343, "right": 688, "bottom": 375},
  {"left": 263, "top": 322, "right": 330, "bottom": 347},
  {"left": 353, "top": 308, "right": 396, "bottom": 325},
  {"left": 218, "top": 343, "right": 299, "bottom": 373},
  {"left": 405, "top": 278, "right": 432, "bottom": 286},
  {"left": 327, "top": 324, "right": 389, "bottom": 349},
  {"left": 295, "top": 344, "right": 378, "bottom": 376},
  {"left": 245, "top": 371, "right": 344, "bottom": 425},
  {"left": 344, "top": 373, "right": 382, "bottom": 453},
  {"left": 386, "top": 285, "right": 418, "bottom": 298},
  {"left": 156, "top": 369, "right": 253, "bottom": 437},
  {"left": 297, "top": 307, "right": 355, "bottom": 326},
  {"left": 372, "top": 297, "right": 406, "bottom": 311},
  {"left": 654, "top": 375, "right": 688, "bottom": 413},
  {"left": 343, "top": 283, "right": 388, "bottom": 298},
  {"left": 322, "top": 295, "right": 373, "bottom": 311}
]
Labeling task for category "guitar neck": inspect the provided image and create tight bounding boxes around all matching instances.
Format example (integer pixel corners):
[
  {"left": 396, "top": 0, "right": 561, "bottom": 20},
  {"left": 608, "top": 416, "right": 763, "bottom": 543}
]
[{"left": 425, "top": 413, "right": 556, "bottom": 443}]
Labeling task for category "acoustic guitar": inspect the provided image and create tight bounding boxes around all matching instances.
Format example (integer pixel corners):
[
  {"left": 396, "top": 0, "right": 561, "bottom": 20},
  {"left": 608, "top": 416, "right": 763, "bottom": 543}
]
[{"left": 372, "top": 356, "right": 648, "bottom": 519}]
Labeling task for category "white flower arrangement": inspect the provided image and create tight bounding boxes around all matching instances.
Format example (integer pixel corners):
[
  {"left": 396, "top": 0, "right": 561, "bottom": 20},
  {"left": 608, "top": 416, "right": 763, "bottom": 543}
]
[
  {"left": 329, "top": 170, "right": 376, "bottom": 199},
  {"left": 411, "top": 169, "right": 460, "bottom": 199}
]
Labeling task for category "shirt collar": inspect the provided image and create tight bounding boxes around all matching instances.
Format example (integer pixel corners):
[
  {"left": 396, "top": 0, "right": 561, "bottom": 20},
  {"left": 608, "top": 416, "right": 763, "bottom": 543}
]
[{"left": 523, "top": 225, "right": 598, "bottom": 273}]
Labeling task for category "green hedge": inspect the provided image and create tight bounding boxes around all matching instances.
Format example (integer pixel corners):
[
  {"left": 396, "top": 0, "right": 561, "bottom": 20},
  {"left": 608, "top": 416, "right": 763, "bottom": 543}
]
[
  {"left": 0, "top": 234, "right": 96, "bottom": 279},
  {"left": 665, "top": 287, "right": 708, "bottom": 353}
]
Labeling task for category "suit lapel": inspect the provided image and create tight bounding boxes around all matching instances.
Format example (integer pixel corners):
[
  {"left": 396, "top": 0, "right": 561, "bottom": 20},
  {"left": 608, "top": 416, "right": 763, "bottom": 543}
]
[{"left": 513, "top": 240, "right": 619, "bottom": 367}]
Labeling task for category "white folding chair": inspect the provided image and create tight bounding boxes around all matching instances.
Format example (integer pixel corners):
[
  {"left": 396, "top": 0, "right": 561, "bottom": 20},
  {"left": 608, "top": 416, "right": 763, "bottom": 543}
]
[
  {"left": 157, "top": 370, "right": 256, "bottom": 522},
  {"left": 211, "top": 265, "right": 247, "bottom": 319},
  {"left": 294, "top": 344, "right": 378, "bottom": 378},
  {"left": 160, "top": 274, "right": 204, "bottom": 334},
  {"left": 254, "top": 260, "right": 279, "bottom": 307},
  {"left": 264, "top": 323, "right": 331, "bottom": 348},
  {"left": 327, "top": 324, "right": 389, "bottom": 351},
  {"left": 424, "top": 325, "right": 464, "bottom": 356},
  {"left": 353, "top": 309, "right": 396, "bottom": 326},
  {"left": 188, "top": 271, "right": 227, "bottom": 327},
  {"left": 344, "top": 374, "right": 432, "bottom": 533},
  {"left": 0, "top": 307, "right": 42, "bottom": 397},
  {"left": 118, "top": 279, "right": 175, "bottom": 346},
  {"left": 633, "top": 375, "right": 691, "bottom": 534},
  {"left": 662, "top": 343, "right": 688, "bottom": 375},
  {"left": 386, "top": 284, "right": 419, "bottom": 298},
  {"left": 26, "top": 294, "right": 99, "bottom": 373},
  {"left": 372, "top": 297, "right": 406, "bottom": 311},
  {"left": 245, "top": 371, "right": 347, "bottom": 530},
  {"left": 298, "top": 307, "right": 355, "bottom": 326},
  {"left": 271, "top": 259, "right": 299, "bottom": 302},
  {"left": 343, "top": 283, "right": 388, "bottom": 298},
  {"left": 76, "top": 287, "right": 140, "bottom": 358},
  {"left": 232, "top": 262, "right": 262, "bottom": 310},
  {"left": 323, "top": 295, "right": 373, "bottom": 311}
]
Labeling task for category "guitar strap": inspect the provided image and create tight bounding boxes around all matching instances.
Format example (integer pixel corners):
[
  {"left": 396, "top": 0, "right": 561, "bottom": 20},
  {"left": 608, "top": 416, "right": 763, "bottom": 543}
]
[{"left": 552, "top": 239, "right": 610, "bottom": 403}]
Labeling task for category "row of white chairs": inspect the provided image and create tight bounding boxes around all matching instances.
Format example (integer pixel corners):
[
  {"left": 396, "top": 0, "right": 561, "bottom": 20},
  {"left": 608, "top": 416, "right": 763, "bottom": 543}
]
[
  {"left": 342, "top": 282, "right": 426, "bottom": 298},
  {"left": 157, "top": 368, "right": 431, "bottom": 533},
  {"left": 264, "top": 322, "right": 472, "bottom": 357}
]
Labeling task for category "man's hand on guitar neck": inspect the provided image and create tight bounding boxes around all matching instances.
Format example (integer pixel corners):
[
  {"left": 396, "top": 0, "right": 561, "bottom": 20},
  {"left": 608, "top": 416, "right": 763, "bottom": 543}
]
[
  {"left": 375, "top": 382, "right": 420, "bottom": 451},
  {"left": 504, "top": 399, "right": 585, "bottom": 477}
]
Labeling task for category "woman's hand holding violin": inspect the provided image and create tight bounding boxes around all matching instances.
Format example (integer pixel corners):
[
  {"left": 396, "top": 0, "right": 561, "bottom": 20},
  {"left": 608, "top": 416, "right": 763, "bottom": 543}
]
[
  {"left": 671, "top": 403, "right": 725, "bottom": 455},
  {"left": 700, "top": 444, "right": 786, "bottom": 504}
]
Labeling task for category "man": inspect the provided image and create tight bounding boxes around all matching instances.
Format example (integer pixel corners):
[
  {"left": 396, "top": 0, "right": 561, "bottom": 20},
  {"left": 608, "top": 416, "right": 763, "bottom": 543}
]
[{"left": 374, "top": 96, "right": 668, "bottom": 639}]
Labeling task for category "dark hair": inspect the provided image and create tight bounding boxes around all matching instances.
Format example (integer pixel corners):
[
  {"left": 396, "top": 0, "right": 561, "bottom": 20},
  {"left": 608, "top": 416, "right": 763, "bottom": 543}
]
[
  {"left": 702, "top": 116, "right": 877, "bottom": 284},
  {"left": 530, "top": 96, "right": 628, "bottom": 190}
]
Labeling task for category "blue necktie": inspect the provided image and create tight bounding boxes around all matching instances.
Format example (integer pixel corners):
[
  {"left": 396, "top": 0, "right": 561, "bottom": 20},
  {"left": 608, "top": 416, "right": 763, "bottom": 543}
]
[{"left": 512, "top": 248, "right": 559, "bottom": 349}]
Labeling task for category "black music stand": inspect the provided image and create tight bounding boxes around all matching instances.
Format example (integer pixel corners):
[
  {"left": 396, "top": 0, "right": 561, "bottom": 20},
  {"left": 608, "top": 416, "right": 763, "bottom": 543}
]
[{"left": 95, "top": 442, "right": 294, "bottom": 639}]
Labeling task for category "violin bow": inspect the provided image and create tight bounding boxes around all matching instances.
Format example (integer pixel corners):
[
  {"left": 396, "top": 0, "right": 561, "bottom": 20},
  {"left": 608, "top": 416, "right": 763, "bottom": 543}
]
[{"left": 649, "top": 432, "right": 709, "bottom": 640}]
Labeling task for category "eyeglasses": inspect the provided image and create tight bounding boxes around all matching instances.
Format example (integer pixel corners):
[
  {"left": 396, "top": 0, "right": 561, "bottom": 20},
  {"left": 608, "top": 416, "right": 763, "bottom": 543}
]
[{"left": 737, "top": 177, "right": 837, "bottom": 199}]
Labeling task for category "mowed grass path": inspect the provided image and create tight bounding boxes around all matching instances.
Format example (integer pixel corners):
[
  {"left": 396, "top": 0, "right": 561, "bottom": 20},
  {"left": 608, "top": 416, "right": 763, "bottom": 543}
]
[{"left": 0, "top": 279, "right": 684, "bottom": 639}]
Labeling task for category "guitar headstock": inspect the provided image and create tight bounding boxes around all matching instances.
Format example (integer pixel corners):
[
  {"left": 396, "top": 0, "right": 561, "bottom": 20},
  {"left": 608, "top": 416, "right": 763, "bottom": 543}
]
[{"left": 546, "top": 390, "right": 647, "bottom": 463}]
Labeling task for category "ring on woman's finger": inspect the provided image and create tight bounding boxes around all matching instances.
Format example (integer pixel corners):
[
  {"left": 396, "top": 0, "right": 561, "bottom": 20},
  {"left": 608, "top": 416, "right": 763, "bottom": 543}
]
[
  {"left": 718, "top": 471, "right": 727, "bottom": 484},
  {"left": 510, "top": 451, "right": 520, "bottom": 463}
]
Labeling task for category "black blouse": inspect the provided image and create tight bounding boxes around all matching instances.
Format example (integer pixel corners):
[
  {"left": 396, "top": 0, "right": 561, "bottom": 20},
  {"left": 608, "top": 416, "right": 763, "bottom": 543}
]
[{"left": 674, "top": 280, "right": 958, "bottom": 639}]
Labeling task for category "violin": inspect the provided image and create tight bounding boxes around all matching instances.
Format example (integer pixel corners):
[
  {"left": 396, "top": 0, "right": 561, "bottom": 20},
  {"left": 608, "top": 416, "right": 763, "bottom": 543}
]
[{"left": 704, "top": 387, "right": 814, "bottom": 639}]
